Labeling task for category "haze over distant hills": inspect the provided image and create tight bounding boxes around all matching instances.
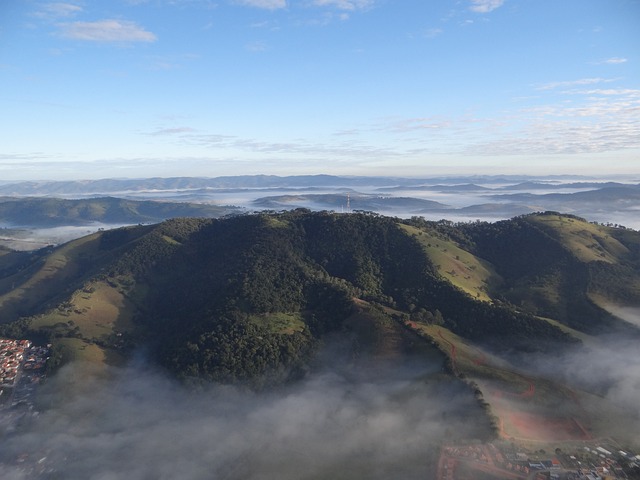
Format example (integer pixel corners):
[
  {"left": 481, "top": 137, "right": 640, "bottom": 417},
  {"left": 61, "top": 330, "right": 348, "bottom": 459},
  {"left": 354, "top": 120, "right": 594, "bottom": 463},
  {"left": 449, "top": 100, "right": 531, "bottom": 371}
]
[{"left": 1, "top": 175, "right": 639, "bottom": 234}]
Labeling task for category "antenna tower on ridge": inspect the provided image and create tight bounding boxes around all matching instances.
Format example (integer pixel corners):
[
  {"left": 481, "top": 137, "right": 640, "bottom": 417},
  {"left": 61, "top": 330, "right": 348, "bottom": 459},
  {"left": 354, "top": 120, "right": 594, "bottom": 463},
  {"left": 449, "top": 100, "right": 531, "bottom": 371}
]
[{"left": 346, "top": 192, "right": 351, "bottom": 213}]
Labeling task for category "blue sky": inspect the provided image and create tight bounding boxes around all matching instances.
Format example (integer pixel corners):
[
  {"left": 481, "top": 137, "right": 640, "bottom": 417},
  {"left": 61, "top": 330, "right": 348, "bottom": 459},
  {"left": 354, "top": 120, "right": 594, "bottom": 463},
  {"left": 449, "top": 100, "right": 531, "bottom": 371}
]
[{"left": 1, "top": 0, "right": 639, "bottom": 180}]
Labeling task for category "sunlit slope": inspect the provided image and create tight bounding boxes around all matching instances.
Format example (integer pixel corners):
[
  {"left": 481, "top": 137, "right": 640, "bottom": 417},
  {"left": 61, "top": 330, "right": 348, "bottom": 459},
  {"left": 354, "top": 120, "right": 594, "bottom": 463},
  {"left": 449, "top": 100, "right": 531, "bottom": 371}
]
[
  {"left": 400, "top": 224, "right": 502, "bottom": 302},
  {"left": 525, "top": 214, "right": 640, "bottom": 306},
  {"left": 462, "top": 212, "right": 640, "bottom": 333},
  {"left": 0, "top": 219, "right": 210, "bottom": 367},
  {"left": 525, "top": 213, "right": 631, "bottom": 264},
  {"left": 0, "top": 224, "right": 160, "bottom": 322}
]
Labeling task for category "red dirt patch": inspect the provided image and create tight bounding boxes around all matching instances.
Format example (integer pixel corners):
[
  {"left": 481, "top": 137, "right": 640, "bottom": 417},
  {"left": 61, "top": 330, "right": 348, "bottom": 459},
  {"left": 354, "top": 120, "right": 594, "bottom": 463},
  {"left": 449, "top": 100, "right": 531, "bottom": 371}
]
[{"left": 504, "top": 411, "right": 591, "bottom": 442}]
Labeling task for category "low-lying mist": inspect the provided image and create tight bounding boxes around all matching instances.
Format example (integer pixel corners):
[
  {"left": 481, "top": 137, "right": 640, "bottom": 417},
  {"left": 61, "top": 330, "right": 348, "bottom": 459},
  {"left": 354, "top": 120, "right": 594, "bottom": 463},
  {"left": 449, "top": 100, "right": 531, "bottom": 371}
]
[
  {"left": 0, "top": 224, "right": 129, "bottom": 251},
  {"left": 509, "top": 315, "right": 640, "bottom": 447},
  {"left": 0, "top": 344, "right": 491, "bottom": 480}
]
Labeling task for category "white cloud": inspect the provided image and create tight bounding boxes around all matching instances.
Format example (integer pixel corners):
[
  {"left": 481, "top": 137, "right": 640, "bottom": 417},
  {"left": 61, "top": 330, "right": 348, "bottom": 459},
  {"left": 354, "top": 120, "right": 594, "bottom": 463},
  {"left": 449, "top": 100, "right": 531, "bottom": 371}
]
[
  {"left": 604, "top": 57, "right": 628, "bottom": 64},
  {"left": 468, "top": 88, "right": 640, "bottom": 156},
  {"left": 575, "top": 89, "right": 640, "bottom": 97},
  {"left": 35, "top": 2, "right": 83, "bottom": 19},
  {"left": 147, "top": 127, "right": 198, "bottom": 136},
  {"left": 536, "top": 77, "right": 616, "bottom": 91},
  {"left": 469, "top": 0, "right": 505, "bottom": 13},
  {"left": 312, "top": 0, "right": 374, "bottom": 11},
  {"left": 235, "top": 0, "right": 287, "bottom": 9},
  {"left": 424, "top": 28, "right": 443, "bottom": 39},
  {"left": 380, "top": 117, "right": 451, "bottom": 133},
  {"left": 60, "top": 19, "right": 158, "bottom": 43}
]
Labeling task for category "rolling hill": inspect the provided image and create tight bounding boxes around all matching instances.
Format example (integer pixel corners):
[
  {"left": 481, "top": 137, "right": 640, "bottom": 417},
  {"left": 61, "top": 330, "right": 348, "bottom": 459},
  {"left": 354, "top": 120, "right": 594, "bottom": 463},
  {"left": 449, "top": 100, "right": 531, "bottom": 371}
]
[
  {"left": 0, "top": 210, "right": 637, "bottom": 374},
  {"left": 1, "top": 210, "right": 639, "bottom": 445}
]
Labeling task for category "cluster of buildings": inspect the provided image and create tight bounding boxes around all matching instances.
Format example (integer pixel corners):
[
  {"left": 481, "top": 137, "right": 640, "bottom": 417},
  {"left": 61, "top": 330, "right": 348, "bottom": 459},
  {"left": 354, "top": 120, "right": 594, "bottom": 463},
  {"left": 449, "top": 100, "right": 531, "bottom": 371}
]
[
  {"left": 0, "top": 338, "right": 49, "bottom": 391},
  {"left": 0, "top": 339, "right": 32, "bottom": 387},
  {"left": 438, "top": 441, "right": 640, "bottom": 480}
]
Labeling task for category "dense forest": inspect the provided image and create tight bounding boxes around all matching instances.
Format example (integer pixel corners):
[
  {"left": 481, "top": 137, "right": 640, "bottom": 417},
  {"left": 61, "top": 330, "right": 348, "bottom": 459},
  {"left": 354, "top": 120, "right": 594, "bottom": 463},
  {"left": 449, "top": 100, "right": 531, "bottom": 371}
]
[{"left": 0, "top": 210, "right": 638, "bottom": 384}]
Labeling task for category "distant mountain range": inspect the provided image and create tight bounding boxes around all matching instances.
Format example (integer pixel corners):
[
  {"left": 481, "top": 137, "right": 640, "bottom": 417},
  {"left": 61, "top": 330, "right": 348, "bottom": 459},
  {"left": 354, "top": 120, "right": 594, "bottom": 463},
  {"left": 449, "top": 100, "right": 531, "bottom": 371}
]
[
  {"left": 1, "top": 174, "right": 637, "bottom": 196},
  {"left": 1, "top": 175, "right": 639, "bottom": 238},
  {"left": 0, "top": 196, "right": 241, "bottom": 228}
]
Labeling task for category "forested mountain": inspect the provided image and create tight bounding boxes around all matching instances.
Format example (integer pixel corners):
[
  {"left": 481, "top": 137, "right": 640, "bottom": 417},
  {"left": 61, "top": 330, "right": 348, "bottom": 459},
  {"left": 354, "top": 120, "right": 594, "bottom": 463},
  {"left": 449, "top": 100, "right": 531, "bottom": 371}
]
[
  {"left": 0, "top": 196, "right": 240, "bottom": 227},
  {"left": 1, "top": 210, "right": 638, "bottom": 387}
]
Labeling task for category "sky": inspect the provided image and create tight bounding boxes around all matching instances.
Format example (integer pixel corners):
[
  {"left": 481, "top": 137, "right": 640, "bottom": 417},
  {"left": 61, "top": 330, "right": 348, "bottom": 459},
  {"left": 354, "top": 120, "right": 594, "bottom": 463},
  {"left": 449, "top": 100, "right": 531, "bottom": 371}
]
[{"left": 1, "top": 0, "right": 639, "bottom": 181}]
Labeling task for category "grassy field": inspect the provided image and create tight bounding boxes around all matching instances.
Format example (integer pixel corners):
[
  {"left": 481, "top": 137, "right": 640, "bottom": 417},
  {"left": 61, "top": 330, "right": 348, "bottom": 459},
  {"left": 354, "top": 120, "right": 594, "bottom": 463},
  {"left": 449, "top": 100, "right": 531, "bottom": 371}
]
[
  {"left": 23, "top": 273, "right": 141, "bottom": 372},
  {"left": 400, "top": 224, "right": 501, "bottom": 302},
  {"left": 30, "top": 280, "right": 135, "bottom": 340},
  {"left": 248, "top": 312, "right": 306, "bottom": 334},
  {"left": 527, "top": 214, "right": 629, "bottom": 264},
  {"left": 55, "top": 337, "right": 110, "bottom": 364},
  {"left": 0, "top": 233, "right": 103, "bottom": 320}
]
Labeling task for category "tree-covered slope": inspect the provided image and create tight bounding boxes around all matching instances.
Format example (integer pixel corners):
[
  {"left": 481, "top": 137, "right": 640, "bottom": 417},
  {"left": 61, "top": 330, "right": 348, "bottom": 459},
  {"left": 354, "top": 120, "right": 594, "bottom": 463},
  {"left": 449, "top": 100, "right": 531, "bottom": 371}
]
[
  {"left": 0, "top": 210, "right": 638, "bottom": 384},
  {"left": 459, "top": 212, "right": 640, "bottom": 333}
]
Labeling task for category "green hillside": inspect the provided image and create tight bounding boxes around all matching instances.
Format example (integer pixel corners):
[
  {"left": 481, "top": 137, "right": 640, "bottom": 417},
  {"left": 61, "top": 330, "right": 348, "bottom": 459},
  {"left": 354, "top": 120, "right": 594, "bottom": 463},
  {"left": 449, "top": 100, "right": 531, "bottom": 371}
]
[
  {"left": 458, "top": 212, "right": 640, "bottom": 333},
  {"left": 400, "top": 223, "right": 502, "bottom": 302},
  {"left": 0, "top": 210, "right": 638, "bottom": 386}
]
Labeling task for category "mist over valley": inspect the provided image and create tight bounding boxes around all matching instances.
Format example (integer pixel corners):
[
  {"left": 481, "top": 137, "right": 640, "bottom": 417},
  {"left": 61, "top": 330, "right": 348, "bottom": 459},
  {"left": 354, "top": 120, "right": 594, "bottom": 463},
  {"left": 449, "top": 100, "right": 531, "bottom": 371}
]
[{"left": 2, "top": 175, "right": 639, "bottom": 251}]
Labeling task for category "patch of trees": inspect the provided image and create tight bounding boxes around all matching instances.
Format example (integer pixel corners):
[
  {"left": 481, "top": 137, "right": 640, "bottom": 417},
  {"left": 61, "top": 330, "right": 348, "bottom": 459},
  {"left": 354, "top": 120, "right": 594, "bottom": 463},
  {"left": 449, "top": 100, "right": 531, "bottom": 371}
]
[{"left": 161, "top": 314, "right": 316, "bottom": 387}]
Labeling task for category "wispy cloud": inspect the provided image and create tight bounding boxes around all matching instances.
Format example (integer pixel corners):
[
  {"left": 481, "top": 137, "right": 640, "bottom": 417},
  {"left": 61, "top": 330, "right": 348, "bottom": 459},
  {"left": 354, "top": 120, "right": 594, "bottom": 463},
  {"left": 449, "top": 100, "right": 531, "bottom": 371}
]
[
  {"left": 246, "top": 40, "right": 269, "bottom": 52},
  {"left": 468, "top": 89, "right": 640, "bottom": 156},
  {"left": 578, "top": 89, "right": 640, "bottom": 97},
  {"left": 424, "top": 28, "right": 443, "bottom": 39},
  {"left": 34, "top": 2, "right": 83, "bottom": 20},
  {"left": 312, "top": 0, "right": 374, "bottom": 10},
  {"left": 379, "top": 117, "right": 452, "bottom": 133},
  {"left": 59, "top": 19, "right": 158, "bottom": 43},
  {"left": 234, "top": 0, "right": 287, "bottom": 9},
  {"left": 535, "top": 77, "right": 617, "bottom": 91},
  {"left": 469, "top": 0, "right": 505, "bottom": 13},
  {"left": 603, "top": 57, "right": 628, "bottom": 64},
  {"left": 146, "top": 53, "right": 200, "bottom": 70},
  {"left": 147, "top": 127, "right": 198, "bottom": 136}
]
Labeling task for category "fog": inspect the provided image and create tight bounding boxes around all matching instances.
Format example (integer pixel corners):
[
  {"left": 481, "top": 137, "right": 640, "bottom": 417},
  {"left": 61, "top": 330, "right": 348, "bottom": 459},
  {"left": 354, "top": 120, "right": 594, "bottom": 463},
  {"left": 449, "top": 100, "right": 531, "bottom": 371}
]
[
  {"left": 508, "top": 308, "right": 640, "bottom": 447},
  {"left": 4, "top": 178, "right": 639, "bottom": 252},
  {"left": 0, "top": 224, "right": 129, "bottom": 251},
  {"left": 0, "top": 345, "right": 490, "bottom": 480}
]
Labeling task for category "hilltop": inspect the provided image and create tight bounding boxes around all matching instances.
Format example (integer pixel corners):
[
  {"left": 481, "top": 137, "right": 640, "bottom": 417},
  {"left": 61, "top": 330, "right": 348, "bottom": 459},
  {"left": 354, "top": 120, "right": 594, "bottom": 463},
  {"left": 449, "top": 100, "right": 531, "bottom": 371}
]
[{"left": 0, "top": 210, "right": 639, "bottom": 444}]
